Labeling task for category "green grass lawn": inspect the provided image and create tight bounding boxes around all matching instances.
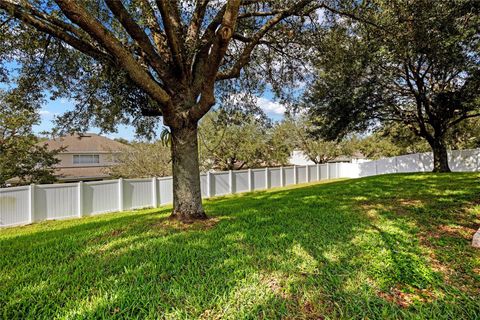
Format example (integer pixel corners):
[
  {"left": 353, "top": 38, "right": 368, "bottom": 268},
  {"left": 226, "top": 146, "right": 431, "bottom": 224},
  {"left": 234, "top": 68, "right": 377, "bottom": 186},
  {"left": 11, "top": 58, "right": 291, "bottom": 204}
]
[{"left": 1, "top": 173, "right": 479, "bottom": 319}]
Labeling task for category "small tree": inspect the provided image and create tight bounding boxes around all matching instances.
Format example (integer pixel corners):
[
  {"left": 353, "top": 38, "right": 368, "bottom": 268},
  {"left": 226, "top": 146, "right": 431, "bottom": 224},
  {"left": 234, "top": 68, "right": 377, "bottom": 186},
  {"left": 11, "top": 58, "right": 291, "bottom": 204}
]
[
  {"left": 0, "top": 91, "right": 60, "bottom": 186},
  {"left": 199, "top": 110, "right": 288, "bottom": 170},
  {"left": 108, "top": 141, "right": 171, "bottom": 179},
  {"left": 305, "top": 0, "right": 480, "bottom": 172},
  {"left": 351, "top": 125, "right": 430, "bottom": 160},
  {"left": 275, "top": 117, "right": 354, "bottom": 164}
]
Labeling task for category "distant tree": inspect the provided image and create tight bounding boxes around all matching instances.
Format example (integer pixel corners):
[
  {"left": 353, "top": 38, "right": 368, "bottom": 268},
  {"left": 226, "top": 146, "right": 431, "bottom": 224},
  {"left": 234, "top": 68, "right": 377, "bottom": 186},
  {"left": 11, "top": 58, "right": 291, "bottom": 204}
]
[
  {"left": 447, "top": 118, "right": 480, "bottom": 150},
  {"left": 0, "top": 91, "right": 60, "bottom": 186},
  {"left": 198, "top": 110, "right": 286, "bottom": 171},
  {"left": 275, "top": 117, "right": 354, "bottom": 164},
  {"left": 350, "top": 123, "right": 430, "bottom": 160},
  {"left": 108, "top": 141, "right": 171, "bottom": 178},
  {"left": 305, "top": 0, "right": 480, "bottom": 172}
]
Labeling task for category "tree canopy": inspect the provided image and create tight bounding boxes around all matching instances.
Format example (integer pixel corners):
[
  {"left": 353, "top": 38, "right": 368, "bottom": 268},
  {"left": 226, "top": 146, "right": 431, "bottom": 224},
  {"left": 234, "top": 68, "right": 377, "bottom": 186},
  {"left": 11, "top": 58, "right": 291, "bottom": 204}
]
[
  {"left": 304, "top": 0, "right": 480, "bottom": 172},
  {"left": 0, "top": 90, "right": 60, "bottom": 186}
]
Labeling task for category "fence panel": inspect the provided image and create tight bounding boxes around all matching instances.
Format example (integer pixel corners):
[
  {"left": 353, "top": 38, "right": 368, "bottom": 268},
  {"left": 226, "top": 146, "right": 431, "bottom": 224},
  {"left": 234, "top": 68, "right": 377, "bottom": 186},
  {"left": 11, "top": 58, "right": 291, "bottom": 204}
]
[
  {"left": 35, "top": 184, "right": 78, "bottom": 220},
  {"left": 297, "top": 166, "right": 307, "bottom": 183},
  {"left": 320, "top": 164, "right": 329, "bottom": 180},
  {"left": 284, "top": 167, "right": 295, "bottom": 185},
  {"left": 0, "top": 186, "right": 30, "bottom": 227},
  {"left": 376, "top": 158, "right": 396, "bottom": 175},
  {"left": 396, "top": 154, "right": 420, "bottom": 173},
  {"left": 338, "top": 163, "right": 359, "bottom": 178},
  {"left": 252, "top": 169, "right": 267, "bottom": 190},
  {"left": 124, "top": 179, "right": 152, "bottom": 210},
  {"left": 328, "top": 163, "right": 338, "bottom": 179},
  {"left": 269, "top": 168, "right": 281, "bottom": 188},
  {"left": 449, "top": 149, "right": 480, "bottom": 172},
  {"left": 158, "top": 177, "right": 173, "bottom": 205},
  {"left": 234, "top": 170, "right": 249, "bottom": 193},
  {"left": 199, "top": 174, "right": 208, "bottom": 198},
  {"left": 358, "top": 161, "right": 375, "bottom": 177},
  {"left": 418, "top": 153, "right": 433, "bottom": 172},
  {"left": 213, "top": 172, "right": 230, "bottom": 196},
  {"left": 84, "top": 180, "right": 119, "bottom": 215},
  {"left": 308, "top": 165, "right": 317, "bottom": 182}
]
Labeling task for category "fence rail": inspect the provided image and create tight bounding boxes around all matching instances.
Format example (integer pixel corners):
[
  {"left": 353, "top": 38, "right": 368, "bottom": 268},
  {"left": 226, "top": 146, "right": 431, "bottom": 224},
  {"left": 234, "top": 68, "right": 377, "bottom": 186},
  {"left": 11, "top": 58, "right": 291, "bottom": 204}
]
[{"left": 1, "top": 149, "right": 479, "bottom": 228}]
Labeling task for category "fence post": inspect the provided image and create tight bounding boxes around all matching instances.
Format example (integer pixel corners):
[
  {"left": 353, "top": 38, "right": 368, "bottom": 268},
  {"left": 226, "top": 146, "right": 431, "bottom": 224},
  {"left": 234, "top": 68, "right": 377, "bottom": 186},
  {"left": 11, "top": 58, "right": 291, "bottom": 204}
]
[
  {"left": 294, "top": 165, "right": 298, "bottom": 184},
  {"left": 337, "top": 162, "right": 340, "bottom": 178},
  {"left": 77, "top": 181, "right": 83, "bottom": 217},
  {"left": 265, "top": 167, "right": 269, "bottom": 189},
  {"left": 327, "top": 163, "right": 330, "bottom": 180},
  {"left": 306, "top": 165, "right": 310, "bottom": 182},
  {"left": 418, "top": 153, "right": 424, "bottom": 172},
  {"left": 118, "top": 178, "right": 124, "bottom": 211},
  {"left": 280, "top": 166, "right": 284, "bottom": 187},
  {"left": 248, "top": 169, "right": 253, "bottom": 191},
  {"left": 207, "top": 171, "right": 213, "bottom": 198},
  {"left": 316, "top": 164, "right": 320, "bottom": 181},
  {"left": 152, "top": 177, "right": 158, "bottom": 208},
  {"left": 374, "top": 161, "right": 378, "bottom": 176},
  {"left": 28, "top": 183, "right": 35, "bottom": 223},
  {"left": 477, "top": 150, "right": 480, "bottom": 172},
  {"left": 394, "top": 157, "right": 398, "bottom": 173},
  {"left": 229, "top": 170, "right": 234, "bottom": 194}
]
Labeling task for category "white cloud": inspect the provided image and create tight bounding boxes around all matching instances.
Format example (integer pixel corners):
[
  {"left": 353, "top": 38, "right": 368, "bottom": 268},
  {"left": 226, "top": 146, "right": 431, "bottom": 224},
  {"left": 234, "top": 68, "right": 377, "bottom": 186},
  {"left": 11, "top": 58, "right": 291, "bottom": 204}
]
[
  {"left": 256, "top": 97, "right": 286, "bottom": 115},
  {"left": 39, "top": 110, "right": 52, "bottom": 116},
  {"left": 39, "top": 109, "right": 59, "bottom": 117}
]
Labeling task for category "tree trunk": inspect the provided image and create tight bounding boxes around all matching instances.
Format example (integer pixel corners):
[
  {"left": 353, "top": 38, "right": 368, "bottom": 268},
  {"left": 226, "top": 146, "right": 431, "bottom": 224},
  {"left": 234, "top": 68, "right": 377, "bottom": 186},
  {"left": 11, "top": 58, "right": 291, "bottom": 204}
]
[
  {"left": 430, "top": 137, "right": 451, "bottom": 173},
  {"left": 170, "top": 123, "right": 207, "bottom": 222}
]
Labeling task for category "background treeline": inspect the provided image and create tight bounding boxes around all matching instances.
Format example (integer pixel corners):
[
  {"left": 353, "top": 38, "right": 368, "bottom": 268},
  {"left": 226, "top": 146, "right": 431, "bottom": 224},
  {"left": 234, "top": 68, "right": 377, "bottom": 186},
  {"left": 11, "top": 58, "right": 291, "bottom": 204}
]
[{"left": 108, "top": 110, "right": 480, "bottom": 178}]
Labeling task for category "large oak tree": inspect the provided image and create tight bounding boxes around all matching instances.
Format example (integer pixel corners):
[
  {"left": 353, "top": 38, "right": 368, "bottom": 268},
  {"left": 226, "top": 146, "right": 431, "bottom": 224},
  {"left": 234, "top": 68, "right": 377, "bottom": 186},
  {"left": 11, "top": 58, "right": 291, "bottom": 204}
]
[
  {"left": 304, "top": 0, "right": 479, "bottom": 172},
  {"left": 0, "top": 0, "right": 353, "bottom": 221}
]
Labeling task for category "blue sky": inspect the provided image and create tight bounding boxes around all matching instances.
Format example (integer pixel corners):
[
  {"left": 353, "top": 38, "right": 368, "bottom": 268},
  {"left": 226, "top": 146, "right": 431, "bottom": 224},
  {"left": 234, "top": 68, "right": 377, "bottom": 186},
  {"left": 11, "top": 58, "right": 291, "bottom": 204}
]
[
  {"left": 34, "top": 91, "right": 287, "bottom": 141},
  {"left": 34, "top": 97, "right": 139, "bottom": 140}
]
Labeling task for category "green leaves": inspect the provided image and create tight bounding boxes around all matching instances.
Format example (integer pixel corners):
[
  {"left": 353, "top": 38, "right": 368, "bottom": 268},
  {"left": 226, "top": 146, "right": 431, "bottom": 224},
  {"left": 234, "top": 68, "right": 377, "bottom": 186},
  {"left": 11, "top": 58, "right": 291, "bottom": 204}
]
[
  {"left": 108, "top": 141, "right": 171, "bottom": 179},
  {"left": 0, "top": 90, "right": 60, "bottom": 186},
  {"left": 304, "top": 0, "right": 480, "bottom": 147},
  {"left": 198, "top": 109, "right": 291, "bottom": 171}
]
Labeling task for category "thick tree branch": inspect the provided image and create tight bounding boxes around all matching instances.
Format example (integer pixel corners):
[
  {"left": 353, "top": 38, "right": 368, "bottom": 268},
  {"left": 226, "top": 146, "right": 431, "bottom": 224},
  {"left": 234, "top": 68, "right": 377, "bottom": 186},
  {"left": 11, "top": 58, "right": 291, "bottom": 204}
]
[
  {"left": 217, "top": 0, "right": 315, "bottom": 80},
  {"left": 137, "top": 0, "right": 170, "bottom": 58},
  {"left": 448, "top": 113, "right": 480, "bottom": 128},
  {"left": 156, "top": 0, "right": 186, "bottom": 78},
  {"left": 53, "top": 0, "right": 171, "bottom": 106},
  {"left": 104, "top": 0, "right": 171, "bottom": 84},
  {"left": 190, "top": 0, "right": 242, "bottom": 121},
  {"left": 0, "top": 0, "right": 109, "bottom": 62},
  {"left": 187, "top": 0, "right": 209, "bottom": 47}
]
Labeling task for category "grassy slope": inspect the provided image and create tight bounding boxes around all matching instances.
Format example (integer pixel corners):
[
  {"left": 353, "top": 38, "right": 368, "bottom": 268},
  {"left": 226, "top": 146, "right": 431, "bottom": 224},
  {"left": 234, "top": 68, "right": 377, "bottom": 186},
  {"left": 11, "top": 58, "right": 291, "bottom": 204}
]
[{"left": 1, "top": 173, "right": 479, "bottom": 319}]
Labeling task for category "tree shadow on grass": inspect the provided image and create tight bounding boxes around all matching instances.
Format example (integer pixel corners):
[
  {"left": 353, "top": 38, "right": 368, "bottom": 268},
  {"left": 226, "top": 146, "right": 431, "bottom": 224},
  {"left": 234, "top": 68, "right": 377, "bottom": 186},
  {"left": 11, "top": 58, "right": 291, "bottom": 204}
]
[{"left": 1, "top": 173, "right": 479, "bottom": 319}]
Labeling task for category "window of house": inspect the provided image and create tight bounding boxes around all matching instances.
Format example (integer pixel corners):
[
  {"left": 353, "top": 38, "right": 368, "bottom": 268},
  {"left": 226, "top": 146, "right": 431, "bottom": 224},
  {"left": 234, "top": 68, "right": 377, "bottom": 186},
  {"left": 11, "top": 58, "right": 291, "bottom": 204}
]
[{"left": 73, "top": 154, "right": 100, "bottom": 164}]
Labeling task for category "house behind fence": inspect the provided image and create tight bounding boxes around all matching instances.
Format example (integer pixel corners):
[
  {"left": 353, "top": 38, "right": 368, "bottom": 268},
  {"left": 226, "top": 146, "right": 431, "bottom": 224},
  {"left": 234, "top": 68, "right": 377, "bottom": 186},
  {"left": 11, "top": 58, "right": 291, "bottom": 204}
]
[
  {"left": 39, "top": 133, "right": 129, "bottom": 182},
  {"left": 1, "top": 149, "right": 479, "bottom": 228}
]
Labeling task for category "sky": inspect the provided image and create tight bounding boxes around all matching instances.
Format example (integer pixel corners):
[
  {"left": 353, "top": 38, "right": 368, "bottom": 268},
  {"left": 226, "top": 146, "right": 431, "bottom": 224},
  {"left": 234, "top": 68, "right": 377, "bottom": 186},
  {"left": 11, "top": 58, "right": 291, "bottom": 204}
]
[{"left": 34, "top": 91, "right": 287, "bottom": 141}]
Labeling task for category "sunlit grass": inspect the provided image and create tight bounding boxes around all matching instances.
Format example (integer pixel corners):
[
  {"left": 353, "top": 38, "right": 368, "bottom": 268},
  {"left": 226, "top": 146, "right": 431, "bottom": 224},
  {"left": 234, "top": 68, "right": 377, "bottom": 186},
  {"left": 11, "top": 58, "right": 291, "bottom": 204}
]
[{"left": 1, "top": 173, "right": 479, "bottom": 319}]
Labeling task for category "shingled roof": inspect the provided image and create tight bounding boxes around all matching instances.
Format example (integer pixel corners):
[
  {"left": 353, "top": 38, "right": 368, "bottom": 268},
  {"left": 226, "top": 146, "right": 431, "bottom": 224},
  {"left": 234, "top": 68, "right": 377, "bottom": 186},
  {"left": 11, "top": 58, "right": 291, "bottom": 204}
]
[{"left": 40, "top": 133, "right": 128, "bottom": 153}]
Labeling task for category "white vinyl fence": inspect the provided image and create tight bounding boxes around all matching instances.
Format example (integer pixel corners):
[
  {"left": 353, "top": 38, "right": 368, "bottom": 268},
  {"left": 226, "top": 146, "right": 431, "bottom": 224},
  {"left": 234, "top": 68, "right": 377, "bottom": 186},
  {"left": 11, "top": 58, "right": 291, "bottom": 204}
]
[{"left": 1, "top": 149, "right": 479, "bottom": 228}]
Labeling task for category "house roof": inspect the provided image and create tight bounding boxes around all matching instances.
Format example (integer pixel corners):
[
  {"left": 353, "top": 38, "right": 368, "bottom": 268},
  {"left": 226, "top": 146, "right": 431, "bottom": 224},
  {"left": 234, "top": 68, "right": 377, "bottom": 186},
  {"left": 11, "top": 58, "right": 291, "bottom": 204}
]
[
  {"left": 40, "top": 133, "right": 129, "bottom": 153},
  {"left": 54, "top": 166, "right": 111, "bottom": 181}
]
